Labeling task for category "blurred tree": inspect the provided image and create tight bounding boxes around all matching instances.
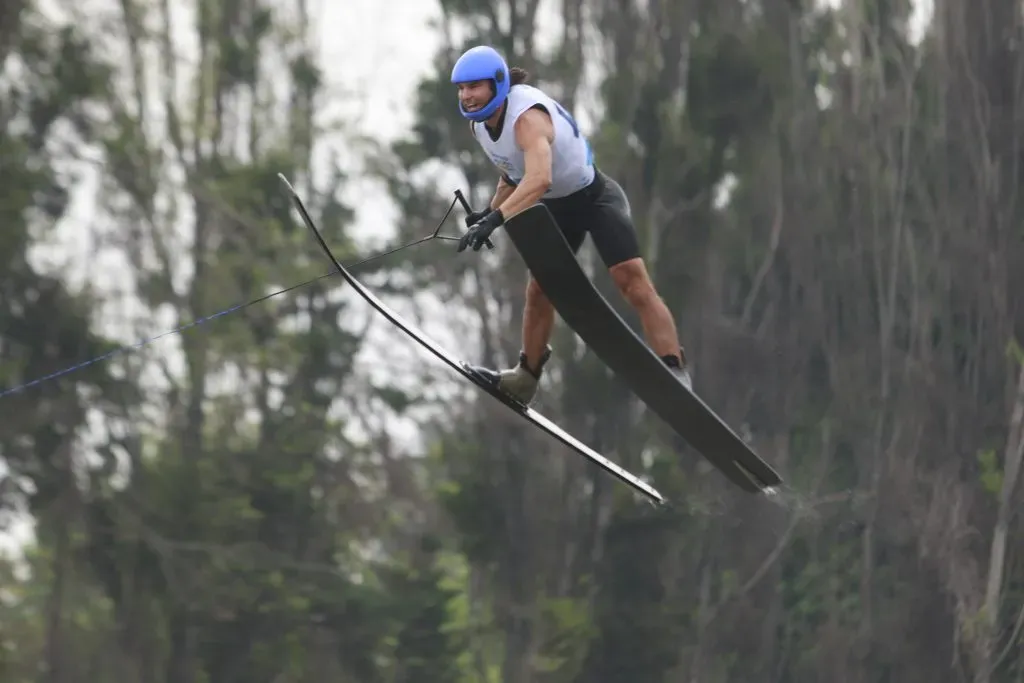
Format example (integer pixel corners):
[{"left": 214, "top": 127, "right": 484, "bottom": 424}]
[
  {"left": 3, "top": 0, "right": 1023, "bottom": 681},
  {"left": 377, "top": 0, "right": 1024, "bottom": 681},
  {"left": 0, "top": 7, "right": 128, "bottom": 681}
]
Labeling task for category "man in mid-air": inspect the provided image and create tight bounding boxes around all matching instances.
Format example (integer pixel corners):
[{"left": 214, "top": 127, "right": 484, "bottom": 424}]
[{"left": 451, "top": 44, "right": 693, "bottom": 405}]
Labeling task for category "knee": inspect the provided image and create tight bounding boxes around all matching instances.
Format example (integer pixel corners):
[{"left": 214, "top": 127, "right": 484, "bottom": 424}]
[
  {"left": 611, "top": 261, "right": 656, "bottom": 308},
  {"left": 619, "top": 277, "right": 656, "bottom": 309}
]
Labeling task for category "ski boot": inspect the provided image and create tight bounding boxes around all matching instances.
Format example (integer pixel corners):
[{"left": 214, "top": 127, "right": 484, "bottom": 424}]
[
  {"left": 661, "top": 347, "right": 693, "bottom": 391},
  {"left": 467, "top": 345, "right": 552, "bottom": 405}
]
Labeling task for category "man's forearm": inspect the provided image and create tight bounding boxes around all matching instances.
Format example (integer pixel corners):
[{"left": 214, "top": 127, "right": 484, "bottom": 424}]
[
  {"left": 490, "top": 178, "right": 515, "bottom": 209},
  {"left": 496, "top": 174, "right": 549, "bottom": 219}
]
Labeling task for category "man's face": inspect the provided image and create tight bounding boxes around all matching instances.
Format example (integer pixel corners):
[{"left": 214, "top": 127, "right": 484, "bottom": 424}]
[{"left": 457, "top": 80, "right": 494, "bottom": 114}]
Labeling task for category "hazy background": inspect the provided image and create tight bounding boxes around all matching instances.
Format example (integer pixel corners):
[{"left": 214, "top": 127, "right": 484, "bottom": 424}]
[{"left": 3, "top": 0, "right": 1024, "bottom": 682}]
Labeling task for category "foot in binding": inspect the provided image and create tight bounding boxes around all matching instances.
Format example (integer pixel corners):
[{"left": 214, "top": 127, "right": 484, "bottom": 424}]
[
  {"left": 661, "top": 348, "right": 693, "bottom": 391},
  {"left": 467, "top": 345, "right": 552, "bottom": 405}
]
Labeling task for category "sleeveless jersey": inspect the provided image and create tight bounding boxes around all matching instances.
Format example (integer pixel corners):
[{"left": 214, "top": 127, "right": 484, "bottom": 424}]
[{"left": 471, "top": 84, "right": 594, "bottom": 199}]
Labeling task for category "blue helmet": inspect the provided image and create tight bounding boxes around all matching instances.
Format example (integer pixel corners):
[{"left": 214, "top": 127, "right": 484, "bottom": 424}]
[{"left": 450, "top": 45, "right": 510, "bottom": 122}]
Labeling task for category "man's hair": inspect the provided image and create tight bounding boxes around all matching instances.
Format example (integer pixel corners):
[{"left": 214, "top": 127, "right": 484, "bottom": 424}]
[{"left": 510, "top": 67, "right": 530, "bottom": 85}]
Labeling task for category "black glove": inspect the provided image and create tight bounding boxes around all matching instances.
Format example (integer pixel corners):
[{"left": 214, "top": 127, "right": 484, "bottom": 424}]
[
  {"left": 458, "top": 209, "right": 504, "bottom": 253},
  {"left": 464, "top": 207, "right": 492, "bottom": 228}
]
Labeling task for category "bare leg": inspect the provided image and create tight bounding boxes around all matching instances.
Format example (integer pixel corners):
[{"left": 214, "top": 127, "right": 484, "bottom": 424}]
[
  {"left": 522, "top": 276, "right": 556, "bottom": 371},
  {"left": 476, "top": 276, "right": 556, "bottom": 405},
  {"left": 608, "top": 258, "right": 683, "bottom": 360}
]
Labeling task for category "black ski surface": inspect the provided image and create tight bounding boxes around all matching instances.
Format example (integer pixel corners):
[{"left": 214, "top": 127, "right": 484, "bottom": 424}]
[
  {"left": 279, "top": 175, "right": 665, "bottom": 506},
  {"left": 502, "top": 203, "right": 782, "bottom": 493}
]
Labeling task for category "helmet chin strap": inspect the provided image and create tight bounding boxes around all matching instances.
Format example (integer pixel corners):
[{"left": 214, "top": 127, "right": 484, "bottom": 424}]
[{"left": 485, "top": 99, "right": 506, "bottom": 127}]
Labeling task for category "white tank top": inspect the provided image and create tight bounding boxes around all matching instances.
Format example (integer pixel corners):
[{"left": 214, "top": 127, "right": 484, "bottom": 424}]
[{"left": 472, "top": 84, "right": 595, "bottom": 199}]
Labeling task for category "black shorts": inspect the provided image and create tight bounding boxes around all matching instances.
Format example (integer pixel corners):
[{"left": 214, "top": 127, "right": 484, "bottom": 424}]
[{"left": 539, "top": 169, "right": 641, "bottom": 268}]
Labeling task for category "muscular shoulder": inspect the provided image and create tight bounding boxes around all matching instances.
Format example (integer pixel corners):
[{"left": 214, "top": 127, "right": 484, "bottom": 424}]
[{"left": 514, "top": 105, "right": 554, "bottom": 148}]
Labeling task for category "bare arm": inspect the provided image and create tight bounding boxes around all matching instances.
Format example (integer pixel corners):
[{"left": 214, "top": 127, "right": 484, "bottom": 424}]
[
  {"left": 490, "top": 175, "right": 515, "bottom": 209},
  {"left": 495, "top": 108, "right": 553, "bottom": 219}
]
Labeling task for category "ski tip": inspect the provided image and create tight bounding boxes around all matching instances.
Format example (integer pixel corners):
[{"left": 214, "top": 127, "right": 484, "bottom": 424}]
[
  {"left": 639, "top": 490, "right": 670, "bottom": 509},
  {"left": 278, "top": 173, "right": 296, "bottom": 194}
]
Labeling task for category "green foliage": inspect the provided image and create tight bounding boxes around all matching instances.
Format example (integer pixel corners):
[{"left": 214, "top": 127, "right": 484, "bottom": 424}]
[
  {"left": 436, "top": 436, "right": 508, "bottom": 568},
  {"left": 976, "top": 449, "right": 1003, "bottom": 498},
  {"left": 534, "top": 596, "right": 594, "bottom": 677},
  {"left": 576, "top": 510, "right": 686, "bottom": 683},
  {"left": 380, "top": 538, "right": 465, "bottom": 683},
  {"left": 0, "top": 5, "right": 123, "bottom": 530},
  {"left": 687, "top": 32, "right": 773, "bottom": 143},
  {"left": 4, "top": 0, "right": 1024, "bottom": 682}
]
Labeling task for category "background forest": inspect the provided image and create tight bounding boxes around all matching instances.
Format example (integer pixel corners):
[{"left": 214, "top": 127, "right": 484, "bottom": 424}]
[{"left": 1, "top": 0, "right": 1022, "bottom": 681}]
